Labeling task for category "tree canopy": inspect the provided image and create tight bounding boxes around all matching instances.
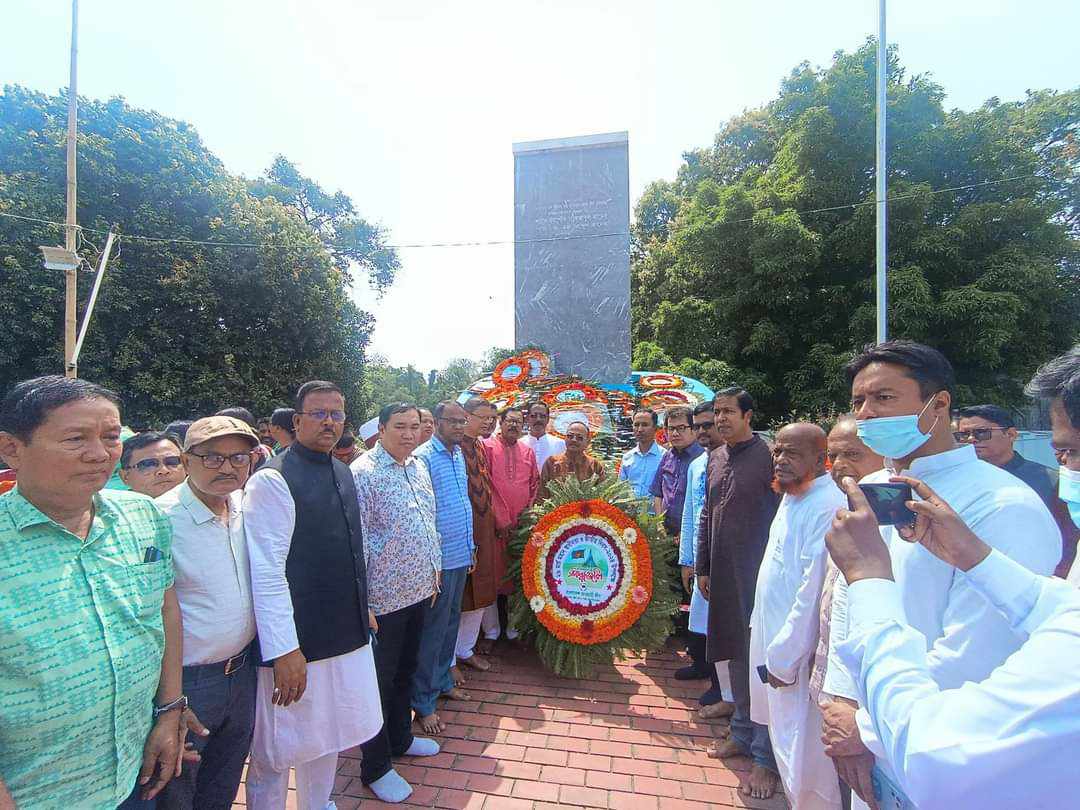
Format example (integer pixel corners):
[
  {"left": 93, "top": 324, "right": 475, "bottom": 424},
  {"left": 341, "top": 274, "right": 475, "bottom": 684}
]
[
  {"left": 0, "top": 85, "right": 398, "bottom": 426},
  {"left": 631, "top": 40, "right": 1080, "bottom": 421}
]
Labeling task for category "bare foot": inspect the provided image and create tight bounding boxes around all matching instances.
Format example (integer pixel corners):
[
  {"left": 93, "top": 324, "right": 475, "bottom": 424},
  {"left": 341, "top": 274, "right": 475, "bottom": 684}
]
[
  {"left": 417, "top": 712, "right": 444, "bottom": 735},
  {"left": 450, "top": 665, "right": 466, "bottom": 686},
  {"left": 741, "top": 764, "right": 780, "bottom": 799},
  {"left": 699, "top": 700, "right": 735, "bottom": 720},
  {"left": 475, "top": 638, "right": 496, "bottom": 655},
  {"left": 707, "top": 738, "right": 743, "bottom": 759},
  {"left": 459, "top": 655, "right": 491, "bottom": 672},
  {"left": 441, "top": 686, "right": 471, "bottom": 701}
]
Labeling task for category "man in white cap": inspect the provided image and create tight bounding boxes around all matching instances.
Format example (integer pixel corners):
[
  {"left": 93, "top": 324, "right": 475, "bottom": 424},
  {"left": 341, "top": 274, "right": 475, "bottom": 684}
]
[{"left": 156, "top": 415, "right": 261, "bottom": 810}]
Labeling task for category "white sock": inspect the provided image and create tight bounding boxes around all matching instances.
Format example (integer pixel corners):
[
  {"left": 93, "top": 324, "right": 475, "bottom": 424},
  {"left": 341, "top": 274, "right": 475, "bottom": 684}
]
[
  {"left": 405, "top": 737, "right": 441, "bottom": 757},
  {"left": 369, "top": 770, "right": 413, "bottom": 803}
]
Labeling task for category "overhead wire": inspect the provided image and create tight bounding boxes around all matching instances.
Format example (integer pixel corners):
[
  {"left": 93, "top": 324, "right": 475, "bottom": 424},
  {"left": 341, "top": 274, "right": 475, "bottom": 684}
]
[{"left": 0, "top": 173, "right": 1042, "bottom": 253}]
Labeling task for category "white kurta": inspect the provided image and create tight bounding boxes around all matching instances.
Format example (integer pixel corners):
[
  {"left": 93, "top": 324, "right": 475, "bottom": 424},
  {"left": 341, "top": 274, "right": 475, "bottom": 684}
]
[
  {"left": 824, "top": 446, "right": 1061, "bottom": 808},
  {"left": 244, "top": 469, "right": 383, "bottom": 773},
  {"left": 679, "top": 452, "right": 710, "bottom": 635},
  {"left": 749, "top": 474, "right": 846, "bottom": 810},
  {"left": 839, "top": 551, "right": 1080, "bottom": 810}
]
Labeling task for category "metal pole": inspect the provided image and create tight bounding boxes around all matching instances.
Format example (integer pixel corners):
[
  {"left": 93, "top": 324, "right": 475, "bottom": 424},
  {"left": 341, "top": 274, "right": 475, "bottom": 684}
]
[
  {"left": 64, "top": 0, "right": 79, "bottom": 377},
  {"left": 72, "top": 230, "right": 116, "bottom": 366},
  {"left": 875, "top": 0, "right": 888, "bottom": 344}
]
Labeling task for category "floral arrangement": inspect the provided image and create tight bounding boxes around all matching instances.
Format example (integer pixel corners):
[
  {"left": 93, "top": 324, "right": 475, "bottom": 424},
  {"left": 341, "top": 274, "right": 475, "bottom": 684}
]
[{"left": 509, "top": 474, "right": 676, "bottom": 678}]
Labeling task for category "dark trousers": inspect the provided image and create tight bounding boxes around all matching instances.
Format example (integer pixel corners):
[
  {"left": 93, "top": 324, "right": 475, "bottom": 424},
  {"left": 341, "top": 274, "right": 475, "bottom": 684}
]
[
  {"left": 728, "top": 656, "right": 777, "bottom": 772},
  {"left": 118, "top": 783, "right": 156, "bottom": 809},
  {"left": 687, "top": 633, "right": 721, "bottom": 689},
  {"left": 362, "top": 599, "right": 427, "bottom": 785},
  {"left": 157, "top": 654, "right": 256, "bottom": 810}
]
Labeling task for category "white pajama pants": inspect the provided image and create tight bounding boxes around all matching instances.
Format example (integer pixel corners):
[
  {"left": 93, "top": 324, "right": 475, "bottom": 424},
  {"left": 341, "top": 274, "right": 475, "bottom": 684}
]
[
  {"left": 246, "top": 750, "right": 338, "bottom": 810},
  {"left": 482, "top": 602, "right": 518, "bottom": 640},
  {"left": 456, "top": 608, "right": 485, "bottom": 659}
]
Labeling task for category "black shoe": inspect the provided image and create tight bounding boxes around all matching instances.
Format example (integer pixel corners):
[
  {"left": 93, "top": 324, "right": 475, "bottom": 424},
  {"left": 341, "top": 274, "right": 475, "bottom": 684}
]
[
  {"left": 698, "top": 685, "right": 724, "bottom": 706},
  {"left": 674, "top": 665, "right": 710, "bottom": 681}
]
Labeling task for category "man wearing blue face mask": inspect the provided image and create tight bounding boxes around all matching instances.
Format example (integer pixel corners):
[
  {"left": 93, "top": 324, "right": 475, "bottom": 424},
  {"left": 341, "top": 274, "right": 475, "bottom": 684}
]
[
  {"left": 820, "top": 340, "right": 1061, "bottom": 809},
  {"left": 1024, "top": 345, "right": 1080, "bottom": 585}
]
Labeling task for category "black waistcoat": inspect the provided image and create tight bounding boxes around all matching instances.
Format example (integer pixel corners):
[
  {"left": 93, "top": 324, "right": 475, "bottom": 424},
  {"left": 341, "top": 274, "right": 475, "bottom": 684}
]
[{"left": 259, "top": 442, "right": 370, "bottom": 664}]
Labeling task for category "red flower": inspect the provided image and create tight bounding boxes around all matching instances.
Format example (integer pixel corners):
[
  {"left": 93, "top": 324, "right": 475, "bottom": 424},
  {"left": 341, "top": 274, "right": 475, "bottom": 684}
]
[
  {"left": 580, "top": 619, "right": 595, "bottom": 637},
  {"left": 579, "top": 503, "right": 592, "bottom": 518}
]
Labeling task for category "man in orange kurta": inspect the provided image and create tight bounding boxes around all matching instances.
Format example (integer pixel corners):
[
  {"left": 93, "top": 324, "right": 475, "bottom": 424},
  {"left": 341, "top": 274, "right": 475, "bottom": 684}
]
[{"left": 539, "top": 421, "right": 605, "bottom": 500}]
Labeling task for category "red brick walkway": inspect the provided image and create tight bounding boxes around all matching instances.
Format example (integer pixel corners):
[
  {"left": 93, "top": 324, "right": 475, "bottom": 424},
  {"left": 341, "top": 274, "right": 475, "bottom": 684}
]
[{"left": 234, "top": 640, "right": 788, "bottom": 809}]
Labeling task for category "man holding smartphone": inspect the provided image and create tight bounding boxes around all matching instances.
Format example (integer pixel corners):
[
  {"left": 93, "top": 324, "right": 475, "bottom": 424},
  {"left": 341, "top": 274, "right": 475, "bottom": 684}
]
[{"left": 821, "top": 341, "right": 1060, "bottom": 809}]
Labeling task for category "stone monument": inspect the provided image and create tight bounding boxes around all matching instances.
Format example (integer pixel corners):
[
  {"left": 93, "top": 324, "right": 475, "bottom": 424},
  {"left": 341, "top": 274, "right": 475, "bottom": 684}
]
[{"left": 513, "top": 131, "right": 630, "bottom": 383}]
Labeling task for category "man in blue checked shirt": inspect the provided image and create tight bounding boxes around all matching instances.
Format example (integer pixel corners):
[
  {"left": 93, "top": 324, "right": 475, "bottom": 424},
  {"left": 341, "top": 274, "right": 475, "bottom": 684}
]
[{"left": 412, "top": 400, "right": 476, "bottom": 736}]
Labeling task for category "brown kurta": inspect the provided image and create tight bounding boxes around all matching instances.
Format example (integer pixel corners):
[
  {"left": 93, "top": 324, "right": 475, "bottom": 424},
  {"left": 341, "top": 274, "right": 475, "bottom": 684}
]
[
  {"left": 695, "top": 434, "right": 780, "bottom": 663},
  {"left": 460, "top": 436, "right": 498, "bottom": 612},
  {"left": 538, "top": 452, "right": 606, "bottom": 501}
]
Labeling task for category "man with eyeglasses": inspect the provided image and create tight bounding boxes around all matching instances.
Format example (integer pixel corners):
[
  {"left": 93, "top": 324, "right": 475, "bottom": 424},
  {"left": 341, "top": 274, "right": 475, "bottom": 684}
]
[
  {"left": 243, "top": 381, "right": 381, "bottom": 810},
  {"left": 955, "top": 404, "right": 1077, "bottom": 575},
  {"left": 119, "top": 431, "right": 187, "bottom": 498},
  {"left": 522, "top": 401, "right": 565, "bottom": 473},
  {"left": 155, "top": 416, "right": 262, "bottom": 810},
  {"left": 412, "top": 400, "right": 475, "bottom": 736},
  {"left": 679, "top": 401, "right": 734, "bottom": 712},
  {"left": 650, "top": 406, "right": 704, "bottom": 545}
]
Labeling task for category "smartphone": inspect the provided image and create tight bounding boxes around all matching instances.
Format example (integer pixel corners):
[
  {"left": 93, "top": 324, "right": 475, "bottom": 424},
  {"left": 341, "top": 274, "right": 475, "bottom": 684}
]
[
  {"left": 756, "top": 664, "right": 769, "bottom": 684},
  {"left": 858, "top": 483, "right": 917, "bottom": 526}
]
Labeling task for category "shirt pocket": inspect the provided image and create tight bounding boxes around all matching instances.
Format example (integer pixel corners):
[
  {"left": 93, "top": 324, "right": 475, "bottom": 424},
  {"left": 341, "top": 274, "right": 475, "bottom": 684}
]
[{"left": 126, "top": 559, "right": 169, "bottom": 623}]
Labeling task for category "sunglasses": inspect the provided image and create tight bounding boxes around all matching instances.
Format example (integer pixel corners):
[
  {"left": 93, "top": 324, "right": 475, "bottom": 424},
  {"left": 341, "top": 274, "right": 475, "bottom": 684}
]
[
  {"left": 129, "top": 456, "right": 183, "bottom": 473},
  {"left": 953, "top": 427, "right": 1009, "bottom": 442},
  {"left": 299, "top": 410, "right": 347, "bottom": 423},
  {"left": 695, "top": 422, "right": 716, "bottom": 431}
]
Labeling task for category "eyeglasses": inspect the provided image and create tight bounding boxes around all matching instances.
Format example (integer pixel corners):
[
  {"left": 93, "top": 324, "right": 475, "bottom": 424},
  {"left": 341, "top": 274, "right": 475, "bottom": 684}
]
[
  {"left": 299, "top": 410, "right": 347, "bottom": 423},
  {"left": 953, "top": 427, "right": 1009, "bottom": 442},
  {"left": 668, "top": 424, "right": 692, "bottom": 434},
  {"left": 439, "top": 417, "right": 468, "bottom": 427},
  {"left": 128, "top": 456, "right": 182, "bottom": 473},
  {"left": 695, "top": 422, "right": 715, "bottom": 431},
  {"left": 187, "top": 451, "right": 254, "bottom": 470}
]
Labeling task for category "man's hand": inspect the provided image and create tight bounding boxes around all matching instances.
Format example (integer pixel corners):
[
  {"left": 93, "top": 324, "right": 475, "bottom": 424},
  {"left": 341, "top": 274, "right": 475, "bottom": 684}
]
[
  {"left": 176, "top": 707, "right": 209, "bottom": 773},
  {"left": 469, "top": 549, "right": 478, "bottom": 575},
  {"left": 821, "top": 698, "right": 870, "bottom": 759},
  {"left": 681, "top": 565, "right": 694, "bottom": 594},
  {"left": 0, "top": 776, "right": 16, "bottom": 810},
  {"left": 696, "top": 575, "right": 710, "bottom": 600},
  {"left": 766, "top": 671, "right": 794, "bottom": 689},
  {"left": 891, "top": 476, "right": 992, "bottom": 572},
  {"left": 272, "top": 648, "right": 307, "bottom": 707},
  {"left": 138, "top": 710, "right": 181, "bottom": 799},
  {"left": 834, "top": 752, "right": 879, "bottom": 810},
  {"left": 825, "top": 478, "right": 894, "bottom": 584},
  {"left": 368, "top": 609, "right": 379, "bottom": 635}
]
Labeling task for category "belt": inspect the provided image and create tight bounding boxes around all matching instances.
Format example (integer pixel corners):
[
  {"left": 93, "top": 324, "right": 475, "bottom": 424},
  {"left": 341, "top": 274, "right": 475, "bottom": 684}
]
[{"left": 186, "top": 650, "right": 249, "bottom": 677}]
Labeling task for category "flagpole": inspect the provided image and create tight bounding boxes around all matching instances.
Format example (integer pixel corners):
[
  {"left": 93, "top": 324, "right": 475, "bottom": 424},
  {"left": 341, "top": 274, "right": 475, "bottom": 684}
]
[{"left": 875, "top": 0, "right": 888, "bottom": 343}]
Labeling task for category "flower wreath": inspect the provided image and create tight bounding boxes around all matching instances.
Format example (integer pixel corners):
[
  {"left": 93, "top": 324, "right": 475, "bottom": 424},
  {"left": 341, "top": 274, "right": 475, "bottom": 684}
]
[
  {"left": 542, "top": 381, "right": 608, "bottom": 407},
  {"left": 637, "top": 372, "right": 684, "bottom": 390},
  {"left": 509, "top": 475, "right": 676, "bottom": 678},
  {"left": 492, "top": 356, "right": 531, "bottom": 388}
]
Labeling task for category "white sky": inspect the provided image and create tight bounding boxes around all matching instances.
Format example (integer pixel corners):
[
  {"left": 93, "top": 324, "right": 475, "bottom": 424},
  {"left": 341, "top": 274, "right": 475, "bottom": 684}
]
[{"left": 2, "top": 1, "right": 1077, "bottom": 372}]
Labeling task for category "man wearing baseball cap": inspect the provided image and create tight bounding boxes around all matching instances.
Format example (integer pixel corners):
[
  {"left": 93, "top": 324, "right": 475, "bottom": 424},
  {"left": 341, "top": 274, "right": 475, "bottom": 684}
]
[{"left": 155, "top": 415, "right": 261, "bottom": 810}]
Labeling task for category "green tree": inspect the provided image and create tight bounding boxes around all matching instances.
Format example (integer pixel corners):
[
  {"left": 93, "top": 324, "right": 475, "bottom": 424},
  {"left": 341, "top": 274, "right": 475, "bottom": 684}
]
[
  {"left": 632, "top": 41, "right": 1080, "bottom": 420},
  {"left": 0, "top": 86, "right": 397, "bottom": 426}
]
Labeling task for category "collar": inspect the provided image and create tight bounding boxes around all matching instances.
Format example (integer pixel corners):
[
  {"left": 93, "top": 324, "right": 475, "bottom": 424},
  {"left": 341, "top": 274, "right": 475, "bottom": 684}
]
[
  {"left": 897, "top": 443, "right": 977, "bottom": 477},
  {"left": 787, "top": 472, "right": 836, "bottom": 500},
  {"left": 1001, "top": 452, "right": 1025, "bottom": 471},
  {"left": 726, "top": 434, "right": 758, "bottom": 455},
  {"left": 429, "top": 435, "right": 461, "bottom": 457},
  {"left": 5, "top": 486, "right": 118, "bottom": 535},
  {"left": 177, "top": 480, "right": 235, "bottom": 526},
  {"left": 289, "top": 441, "right": 333, "bottom": 465},
  {"left": 671, "top": 442, "right": 701, "bottom": 459},
  {"left": 372, "top": 441, "right": 415, "bottom": 469},
  {"left": 632, "top": 442, "right": 663, "bottom": 457}
]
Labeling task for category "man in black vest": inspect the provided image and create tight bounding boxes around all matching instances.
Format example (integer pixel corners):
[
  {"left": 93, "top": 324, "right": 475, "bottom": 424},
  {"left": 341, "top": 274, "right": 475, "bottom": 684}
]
[{"left": 243, "top": 381, "right": 383, "bottom": 810}]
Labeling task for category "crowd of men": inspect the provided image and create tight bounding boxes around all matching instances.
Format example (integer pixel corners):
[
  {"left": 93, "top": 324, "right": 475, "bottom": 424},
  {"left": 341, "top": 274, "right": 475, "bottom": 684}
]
[{"left": 0, "top": 339, "right": 1078, "bottom": 810}]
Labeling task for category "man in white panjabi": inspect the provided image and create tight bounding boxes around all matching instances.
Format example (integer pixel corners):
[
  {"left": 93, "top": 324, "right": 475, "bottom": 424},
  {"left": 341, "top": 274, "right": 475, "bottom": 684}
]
[
  {"left": 244, "top": 381, "right": 383, "bottom": 810},
  {"left": 749, "top": 423, "right": 845, "bottom": 810},
  {"left": 822, "top": 341, "right": 1061, "bottom": 809}
]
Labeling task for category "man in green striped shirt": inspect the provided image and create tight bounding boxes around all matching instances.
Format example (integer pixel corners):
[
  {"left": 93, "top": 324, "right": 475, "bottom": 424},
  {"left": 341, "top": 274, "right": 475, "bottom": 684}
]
[{"left": 0, "top": 377, "right": 187, "bottom": 809}]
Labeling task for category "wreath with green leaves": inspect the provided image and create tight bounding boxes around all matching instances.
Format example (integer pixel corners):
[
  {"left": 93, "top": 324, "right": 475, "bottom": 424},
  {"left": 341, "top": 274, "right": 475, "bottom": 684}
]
[{"left": 508, "top": 474, "right": 676, "bottom": 678}]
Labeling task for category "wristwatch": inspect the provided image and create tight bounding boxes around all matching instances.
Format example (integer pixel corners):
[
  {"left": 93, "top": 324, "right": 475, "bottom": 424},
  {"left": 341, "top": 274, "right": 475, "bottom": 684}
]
[{"left": 153, "top": 695, "right": 188, "bottom": 719}]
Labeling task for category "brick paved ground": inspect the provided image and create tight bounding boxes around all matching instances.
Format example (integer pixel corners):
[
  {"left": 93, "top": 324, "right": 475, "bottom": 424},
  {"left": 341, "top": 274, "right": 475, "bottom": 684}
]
[{"left": 233, "top": 639, "right": 789, "bottom": 809}]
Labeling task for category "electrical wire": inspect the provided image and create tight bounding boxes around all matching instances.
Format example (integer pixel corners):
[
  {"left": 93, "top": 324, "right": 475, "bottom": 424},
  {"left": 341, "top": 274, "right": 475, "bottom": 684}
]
[{"left": 0, "top": 173, "right": 1042, "bottom": 252}]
